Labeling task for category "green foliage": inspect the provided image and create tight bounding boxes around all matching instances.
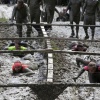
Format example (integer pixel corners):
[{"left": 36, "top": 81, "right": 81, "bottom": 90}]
[
  {"left": 51, "top": 40, "right": 59, "bottom": 50},
  {"left": 0, "top": 18, "right": 7, "bottom": 22},
  {"left": 0, "top": 11, "right": 8, "bottom": 22}
]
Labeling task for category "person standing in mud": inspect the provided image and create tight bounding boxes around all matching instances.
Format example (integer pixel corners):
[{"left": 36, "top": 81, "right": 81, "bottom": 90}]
[
  {"left": 81, "top": 0, "right": 99, "bottom": 40},
  {"left": 27, "top": 0, "right": 42, "bottom": 36},
  {"left": 66, "top": 0, "right": 84, "bottom": 38},
  {"left": 42, "top": 0, "right": 57, "bottom": 30},
  {"left": 11, "top": 0, "right": 32, "bottom": 37}
]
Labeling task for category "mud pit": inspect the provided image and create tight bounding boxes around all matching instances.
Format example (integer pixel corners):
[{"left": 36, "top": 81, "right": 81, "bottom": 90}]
[
  {"left": 50, "top": 21, "right": 100, "bottom": 100},
  {"left": 0, "top": 23, "right": 47, "bottom": 100},
  {"left": 0, "top": 5, "right": 100, "bottom": 100}
]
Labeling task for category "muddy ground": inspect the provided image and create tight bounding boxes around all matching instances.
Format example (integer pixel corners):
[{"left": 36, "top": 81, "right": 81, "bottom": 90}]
[{"left": 0, "top": 5, "right": 100, "bottom": 100}]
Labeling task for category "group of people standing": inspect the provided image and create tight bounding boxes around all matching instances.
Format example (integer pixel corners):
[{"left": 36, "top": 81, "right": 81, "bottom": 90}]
[{"left": 66, "top": 0, "right": 100, "bottom": 40}]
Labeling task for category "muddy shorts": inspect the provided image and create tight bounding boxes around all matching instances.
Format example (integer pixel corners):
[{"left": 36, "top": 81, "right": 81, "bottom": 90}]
[
  {"left": 88, "top": 72, "right": 100, "bottom": 83},
  {"left": 84, "top": 14, "right": 95, "bottom": 29},
  {"left": 69, "top": 12, "right": 80, "bottom": 24}
]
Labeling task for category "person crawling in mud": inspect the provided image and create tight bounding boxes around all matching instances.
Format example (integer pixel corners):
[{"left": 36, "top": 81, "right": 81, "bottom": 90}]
[
  {"left": 76, "top": 57, "right": 96, "bottom": 68},
  {"left": 73, "top": 61, "right": 100, "bottom": 83},
  {"left": 69, "top": 42, "right": 88, "bottom": 51},
  {"left": 5, "top": 40, "right": 27, "bottom": 57},
  {"left": 12, "top": 61, "right": 35, "bottom": 76}
]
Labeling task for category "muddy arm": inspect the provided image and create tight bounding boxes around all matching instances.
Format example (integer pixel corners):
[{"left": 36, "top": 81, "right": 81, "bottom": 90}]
[
  {"left": 66, "top": 1, "right": 71, "bottom": 12},
  {"left": 11, "top": 5, "right": 17, "bottom": 22},
  {"left": 26, "top": 4, "right": 31, "bottom": 22},
  {"left": 23, "top": 68, "right": 35, "bottom": 76},
  {"left": 73, "top": 69, "right": 85, "bottom": 82}
]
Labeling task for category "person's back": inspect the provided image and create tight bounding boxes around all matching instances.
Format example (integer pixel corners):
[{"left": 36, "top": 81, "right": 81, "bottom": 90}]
[
  {"left": 85, "top": 0, "right": 99, "bottom": 15},
  {"left": 8, "top": 42, "right": 27, "bottom": 57},
  {"left": 27, "top": 0, "right": 41, "bottom": 9},
  {"left": 67, "top": 0, "right": 82, "bottom": 17},
  {"left": 8, "top": 45, "right": 27, "bottom": 50},
  {"left": 43, "top": 0, "right": 57, "bottom": 8}
]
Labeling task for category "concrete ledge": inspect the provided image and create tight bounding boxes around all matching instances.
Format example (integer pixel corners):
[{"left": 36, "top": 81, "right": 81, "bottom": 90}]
[{"left": 41, "top": 26, "right": 53, "bottom": 82}]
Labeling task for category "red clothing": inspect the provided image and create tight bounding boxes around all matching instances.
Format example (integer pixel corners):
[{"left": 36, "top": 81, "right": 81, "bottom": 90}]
[
  {"left": 12, "top": 62, "right": 28, "bottom": 72},
  {"left": 84, "top": 66, "right": 100, "bottom": 71}
]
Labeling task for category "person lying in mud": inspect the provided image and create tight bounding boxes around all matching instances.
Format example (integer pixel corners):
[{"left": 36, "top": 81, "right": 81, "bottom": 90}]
[
  {"left": 12, "top": 61, "right": 35, "bottom": 76},
  {"left": 73, "top": 61, "right": 100, "bottom": 83},
  {"left": 5, "top": 40, "right": 27, "bottom": 57},
  {"left": 69, "top": 42, "right": 88, "bottom": 51}
]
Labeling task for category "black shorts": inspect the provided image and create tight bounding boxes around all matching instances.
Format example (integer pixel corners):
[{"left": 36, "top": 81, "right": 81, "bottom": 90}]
[
  {"left": 84, "top": 14, "right": 95, "bottom": 29},
  {"left": 69, "top": 12, "right": 80, "bottom": 24},
  {"left": 88, "top": 72, "right": 100, "bottom": 83}
]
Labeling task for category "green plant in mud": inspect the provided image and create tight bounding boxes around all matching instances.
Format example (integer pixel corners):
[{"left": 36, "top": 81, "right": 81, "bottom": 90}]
[
  {"left": 0, "top": 18, "right": 7, "bottom": 22},
  {"left": 0, "top": 12, "right": 8, "bottom": 22},
  {"left": 51, "top": 40, "right": 59, "bottom": 50}
]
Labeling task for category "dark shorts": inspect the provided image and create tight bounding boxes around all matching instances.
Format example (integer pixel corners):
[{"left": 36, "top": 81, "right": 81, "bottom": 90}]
[
  {"left": 88, "top": 72, "right": 100, "bottom": 83},
  {"left": 69, "top": 12, "right": 80, "bottom": 24},
  {"left": 84, "top": 14, "right": 95, "bottom": 29},
  {"left": 30, "top": 8, "right": 41, "bottom": 23}
]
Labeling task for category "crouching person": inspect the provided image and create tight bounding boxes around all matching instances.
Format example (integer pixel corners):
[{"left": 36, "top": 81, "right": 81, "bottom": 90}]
[
  {"left": 73, "top": 61, "right": 100, "bottom": 83},
  {"left": 12, "top": 61, "right": 35, "bottom": 76}
]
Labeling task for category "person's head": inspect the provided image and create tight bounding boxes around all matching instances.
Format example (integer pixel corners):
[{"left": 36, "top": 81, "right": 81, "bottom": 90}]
[
  {"left": 88, "top": 62, "right": 96, "bottom": 73},
  {"left": 14, "top": 40, "right": 21, "bottom": 44},
  {"left": 13, "top": 61, "right": 22, "bottom": 72},
  {"left": 17, "top": 0, "right": 24, "bottom": 8},
  {"left": 77, "top": 44, "right": 84, "bottom": 51},
  {"left": 14, "top": 41, "right": 21, "bottom": 50}
]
